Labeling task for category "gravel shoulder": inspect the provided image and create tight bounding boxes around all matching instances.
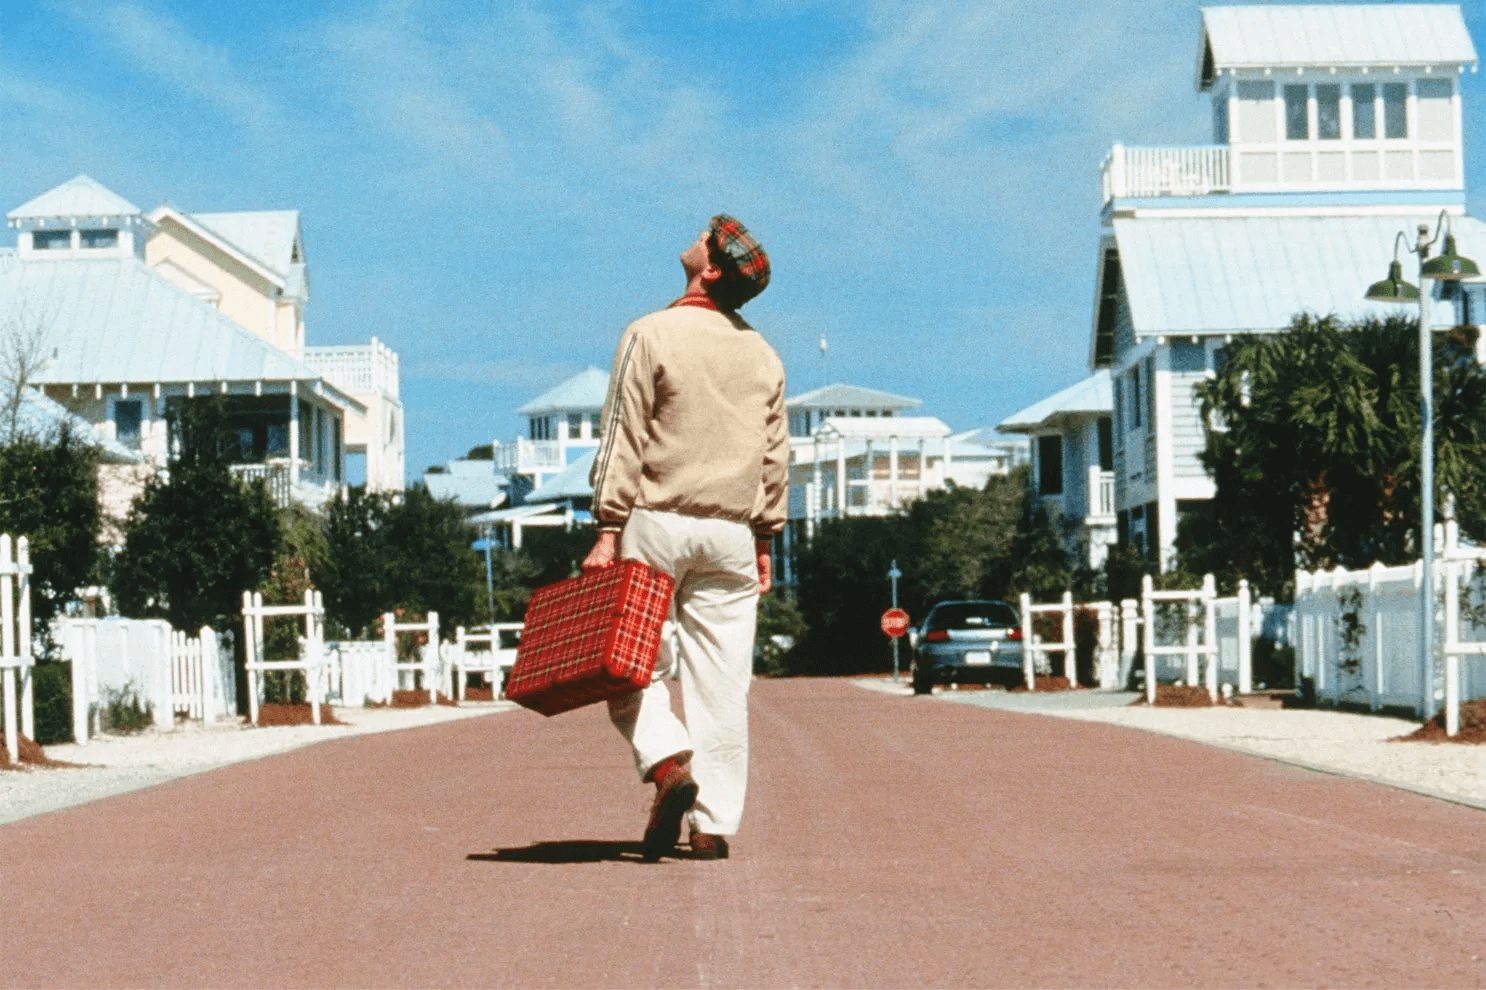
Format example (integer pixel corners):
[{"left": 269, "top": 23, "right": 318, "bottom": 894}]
[
  {"left": 855, "top": 677, "right": 1486, "bottom": 811},
  {"left": 0, "top": 701, "right": 518, "bottom": 826}
]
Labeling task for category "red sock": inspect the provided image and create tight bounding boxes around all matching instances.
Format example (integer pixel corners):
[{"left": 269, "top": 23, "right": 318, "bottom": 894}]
[{"left": 650, "top": 756, "right": 683, "bottom": 786}]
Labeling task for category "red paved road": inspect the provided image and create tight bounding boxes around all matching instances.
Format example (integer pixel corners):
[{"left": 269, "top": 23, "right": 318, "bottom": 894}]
[{"left": 3, "top": 679, "right": 1485, "bottom": 988}]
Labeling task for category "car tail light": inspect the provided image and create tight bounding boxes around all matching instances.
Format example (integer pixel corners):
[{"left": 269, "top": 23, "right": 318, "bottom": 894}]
[
  {"left": 1007, "top": 628, "right": 1023, "bottom": 641},
  {"left": 924, "top": 629, "right": 949, "bottom": 642}
]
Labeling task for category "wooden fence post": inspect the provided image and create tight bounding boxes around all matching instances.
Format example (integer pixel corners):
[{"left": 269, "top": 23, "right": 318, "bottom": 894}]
[
  {"left": 1061, "top": 591, "right": 1075, "bottom": 685},
  {"left": 1237, "top": 579, "right": 1252, "bottom": 695},
  {"left": 2, "top": 534, "right": 17, "bottom": 763},
  {"left": 1019, "top": 592, "right": 1035, "bottom": 691},
  {"left": 1142, "top": 575, "right": 1156, "bottom": 705},
  {"left": 1203, "top": 573, "right": 1218, "bottom": 703}
]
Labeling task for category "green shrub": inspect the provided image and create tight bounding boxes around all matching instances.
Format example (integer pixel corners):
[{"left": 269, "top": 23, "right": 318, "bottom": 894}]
[
  {"left": 31, "top": 660, "right": 73, "bottom": 744},
  {"left": 95, "top": 682, "right": 152, "bottom": 735}
]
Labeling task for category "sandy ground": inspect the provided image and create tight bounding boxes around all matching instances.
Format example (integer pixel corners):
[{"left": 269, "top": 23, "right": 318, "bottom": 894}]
[
  {"left": 0, "top": 700, "right": 517, "bottom": 825},
  {"left": 855, "top": 677, "right": 1486, "bottom": 810}
]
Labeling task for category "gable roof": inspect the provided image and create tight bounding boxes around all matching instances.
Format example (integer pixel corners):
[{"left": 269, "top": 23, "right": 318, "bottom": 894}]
[
  {"left": 0, "top": 256, "right": 361, "bottom": 409},
  {"left": 1111, "top": 213, "right": 1486, "bottom": 336},
  {"left": 7, "top": 175, "right": 141, "bottom": 223},
  {"left": 786, "top": 382, "right": 921, "bottom": 411},
  {"left": 527, "top": 448, "right": 598, "bottom": 503},
  {"left": 999, "top": 372, "right": 1112, "bottom": 434},
  {"left": 145, "top": 204, "right": 288, "bottom": 290},
  {"left": 424, "top": 470, "right": 508, "bottom": 508},
  {"left": 1199, "top": 4, "right": 1476, "bottom": 87},
  {"left": 517, "top": 367, "right": 610, "bottom": 415},
  {"left": 191, "top": 210, "right": 301, "bottom": 277}
]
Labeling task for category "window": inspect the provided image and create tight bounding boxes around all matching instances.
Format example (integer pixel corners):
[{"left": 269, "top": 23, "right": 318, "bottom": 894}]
[
  {"left": 568, "top": 413, "right": 582, "bottom": 439},
  {"left": 80, "top": 228, "right": 118, "bottom": 249},
  {"left": 33, "top": 230, "right": 70, "bottom": 251},
  {"left": 113, "top": 400, "right": 142, "bottom": 449},
  {"left": 1130, "top": 366, "right": 1142, "bottom": 428},
  {"left": 1284, "top": 84, "right": 1309, "bottom": 140},
  {"left": 1094, "top": 250, "right": 1121, "bottom": 366},
  {"left": 1213, "top": 94, "right": 1229, "bottom": 144},
  {"left": 1384, "top": 83, "right": 1408, "bottom": 139},
  {"left": 1037, "top": 435, "right": 1063, "bottom": 496},
  {"left": 1098, "top": 417, "right": 1113, "bottom": 472},
  {"left": 299, "top": 401, "right": 313, "bottom": 460},
  {"left": 1417, "top": 79, "right": 1453, "bottom": 141},
  {"left": 1315, "top": 85, "right": 1340, "bottom": 140},
  {"left": 589, "top": 411, "right": 601, "bottom": 436},
  {"left": 332, "top": 416, "right": 342, "bottom": 481},
  {"left": 1352, "top": 84, "right": 1376, "bottom": 139},
  {"left": 1236, "top": 80, "right": 1276, "bottom": 142}
]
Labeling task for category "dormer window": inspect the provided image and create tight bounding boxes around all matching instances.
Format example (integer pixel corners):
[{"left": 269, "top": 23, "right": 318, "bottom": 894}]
[
  {"left": 33, "top": 230, "right": 70, "bottom": 251},
  {"left": 80, "top": 228, "right": 118, "bottom": 249},
  {"left": 1353, "top": 84, "right": 1376, "bottom": 138},
  {"left": 1383, "top": 83, "right": 1408, "bottom": 139}
]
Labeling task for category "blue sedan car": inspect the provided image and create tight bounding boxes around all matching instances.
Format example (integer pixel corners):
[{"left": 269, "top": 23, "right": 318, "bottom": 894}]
[{"left": 911, "top": 600, "right": 1025, "bottom": 694}]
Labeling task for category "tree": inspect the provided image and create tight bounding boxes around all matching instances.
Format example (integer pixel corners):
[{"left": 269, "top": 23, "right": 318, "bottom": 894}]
[
  {"left": 1184, "top": 313, "right": 1486, "bottom": 598},
  {"left": 318, "top": 485, "right": 485, "bottom": 637},
  {"left": 0, "top": 426, "right": 102, "bottom": 623},
  {"left": 110, "top": 398, "right": 281, "bottom": 631}
]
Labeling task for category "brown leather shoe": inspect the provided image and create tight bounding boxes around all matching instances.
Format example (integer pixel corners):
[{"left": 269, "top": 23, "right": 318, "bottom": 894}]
[
  {"left": 690, "top": 832, "right": 730, "bottom": 860},
  {"left": 642, "top": 763, "right": 699, "bottom": 861}
]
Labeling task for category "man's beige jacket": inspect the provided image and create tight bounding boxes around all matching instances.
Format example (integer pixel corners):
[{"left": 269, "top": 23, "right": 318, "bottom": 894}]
[{"left": 590, "top": 303, "right": 788, "bottom": 538}]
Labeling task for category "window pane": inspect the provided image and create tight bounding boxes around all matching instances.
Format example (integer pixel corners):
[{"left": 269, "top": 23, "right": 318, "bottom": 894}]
[
  {"left": 1236, "top": 80, "right": 1276, "bottom": 142},
  {"left": 1417, "top": 78, "right": 1452, "bottom": 141},
  {"left": 1213, "top": 96, "right": 1229, "bottom": 144},
  {"left": 114, "top": 400, "right": 142, "bottom": 448},
  {"left": 33, "top": 230, "right": 70, "bottom": 250},
  {"left": 1315, "top": 85, "right": 1340, "bottom": 140},
  {"left": 80, "top": 228, "right": 118, "bottom": 249},
  {"left": 1384, "top": 83, "right": 1407, "bottom": 139},
  {"left": 1037, "top": 435, "right": 1063, "bottom": 496},
  {"left": 1352, "top": 84, "right": 1376, "bottom": 138},
  {"left": 568, "top": 412, "right": 581, "bottom": 439},
  {"left": 1285, "top": 85, "right": 1309, "bottom": 140}
]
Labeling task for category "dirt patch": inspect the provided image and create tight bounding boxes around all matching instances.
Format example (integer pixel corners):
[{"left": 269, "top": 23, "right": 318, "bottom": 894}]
[
  {"left": 0, "top": 733, "right": 85, "bottom": 769},
  {"left": 462, "top": 686, "right": 495, "bottom": 702},
  {"left": 255, "top": 703, "right": 345, "bottom": 727},
  {"left": 390, "top": 689, "right": 456, "bottom": 708},
  {"left": 1392, "top": 699, "right": 1486, "bottom": 744},
  {"left": 1009, "top": 676, "right": 1076, "bottom": 693},
  {"left": 1130, "top": 684, "right": 1216, "bottom": 708}
]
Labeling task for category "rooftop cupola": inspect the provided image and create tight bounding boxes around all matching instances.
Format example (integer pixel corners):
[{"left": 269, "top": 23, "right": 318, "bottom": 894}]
[
  {"left": 1103, "top": 4, "right": 1479, "bottom": 212},
  {"left": 7, "top": 175, "right": 149, "bottom": 260}
]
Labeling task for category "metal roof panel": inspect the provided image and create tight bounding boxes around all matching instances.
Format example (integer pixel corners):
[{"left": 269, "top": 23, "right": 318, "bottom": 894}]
[{"left": 1201, "top": 5, "right": 1476, "bottom": 69}]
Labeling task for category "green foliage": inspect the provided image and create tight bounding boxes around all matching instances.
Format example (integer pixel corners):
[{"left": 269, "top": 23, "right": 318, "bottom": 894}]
[
  {"left": 30, "top": 660, "right": 73, "bottom": 745},
  {"left": 97, "top": 681, "right": 151, "bottom": 734},
  {"left": 0, "top": 425, "right": 102, "bottom": 622},
  {"left": 319, "top": 485, "right": 484, "bottom": 637},
  {"left": 109, "top": 398, "right": 281, "bottom": 631},
  {"left": 754, "top": 588, "right": 807, "bottom": 676},
  {"left": 790, "top": 469, "right": 1072, "bottom": 675},
  {"left": 260, "top": 554, "right": 313, "bottom": 704},
  {"left": 1185, "top": 313, "right": 1486, "bottom": 599}
]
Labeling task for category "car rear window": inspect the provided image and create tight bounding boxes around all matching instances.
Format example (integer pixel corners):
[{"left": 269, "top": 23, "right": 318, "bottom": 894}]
[{"left": 926, "top": 602, "right": 1018, "bottom": 630}]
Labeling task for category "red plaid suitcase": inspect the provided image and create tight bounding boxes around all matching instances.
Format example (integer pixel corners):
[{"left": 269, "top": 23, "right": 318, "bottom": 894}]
[{"left": 505, "top": 560, "right": 674, "bottom": 717}]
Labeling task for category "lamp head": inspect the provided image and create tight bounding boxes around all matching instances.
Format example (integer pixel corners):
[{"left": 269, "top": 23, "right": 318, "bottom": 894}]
[
  {"left": 1420, "top": 233, "right": 1480, "bottom": 281},
  {"left": 1365, "top": 260, "right": 1421, "bottom": 303}
]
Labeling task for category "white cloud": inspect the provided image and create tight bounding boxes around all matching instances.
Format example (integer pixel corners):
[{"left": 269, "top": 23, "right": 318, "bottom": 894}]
[{"left": 59, "top": 1, "right": 283, "bottom": 137}]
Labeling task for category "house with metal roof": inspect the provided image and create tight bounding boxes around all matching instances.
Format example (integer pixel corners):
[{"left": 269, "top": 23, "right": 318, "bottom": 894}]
[
  {"left": 999, "top": 372, "right": 1115, "bottom": 568},
  {"left": 142, "top": 196, "right": 403, "bottom": 492},
  {"left": 1032, "top": 3, "right": 1486, "bottom": 568},
  {"left": 2, "top": 175, "right": 373, "bottom": 512}
]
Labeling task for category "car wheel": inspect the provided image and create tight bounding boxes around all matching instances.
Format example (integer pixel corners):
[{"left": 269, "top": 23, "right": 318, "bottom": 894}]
[{"left": 912, "top": 669, "right": 933, "bottom": 695}]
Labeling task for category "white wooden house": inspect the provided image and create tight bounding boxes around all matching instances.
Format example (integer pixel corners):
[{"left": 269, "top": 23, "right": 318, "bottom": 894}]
[
  {"left": 998, "top": 372, "right": 1115, "bottom": 569},
  {"left": 1021, "top": 4, "right": 1486, "bottom": 568},
  {"left": 1, "top": 175, "right": 372, "bottom": 512}
]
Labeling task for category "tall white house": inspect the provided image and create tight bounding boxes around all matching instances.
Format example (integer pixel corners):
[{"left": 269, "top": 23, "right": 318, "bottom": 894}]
[{"left": 1011, "top": 4, "right": 1485, "bottom": 569}]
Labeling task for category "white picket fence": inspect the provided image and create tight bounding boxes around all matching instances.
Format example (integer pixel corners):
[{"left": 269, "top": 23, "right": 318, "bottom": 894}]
[
  {"left": 54, "top": 617, "right": 234, "bottom": 743},
  {"left": 323, "top": 640, "right": 399, "bottom": 707},
  {"left": 452, "top": 623, "right": 523, "bottom": 701},
  {"left": 383, "top": 610, "right": 443, "bottom": 703},
  {"left": 0, "top": 535, "right": 33, "bottom": 763},
  {"left": 1295, "top": 553, "right": 1486, "bottom": 727}
]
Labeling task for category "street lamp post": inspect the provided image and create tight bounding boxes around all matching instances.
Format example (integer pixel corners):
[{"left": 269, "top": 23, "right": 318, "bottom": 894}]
[
  {"left": 888, "top": 560, "right": 902, "bottom": 681},
  {"left": 1365, "top": 211, "right": 1478, "bottom": 724}
]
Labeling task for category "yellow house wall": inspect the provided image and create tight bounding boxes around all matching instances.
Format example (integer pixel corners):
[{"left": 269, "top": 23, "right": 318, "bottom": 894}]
[{"left": 144, "top": 223, "right": 292, "bottom": 351}]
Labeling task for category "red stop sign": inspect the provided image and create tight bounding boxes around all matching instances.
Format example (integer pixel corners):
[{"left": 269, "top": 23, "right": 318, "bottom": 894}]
[{"left": 881, "top": 608, "right": 910, "bottom": 638}]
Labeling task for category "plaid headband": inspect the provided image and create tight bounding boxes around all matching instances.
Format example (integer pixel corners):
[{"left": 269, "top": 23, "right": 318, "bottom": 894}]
[{"left": 708, "top": 214, "right": 770, "bottom": 299}]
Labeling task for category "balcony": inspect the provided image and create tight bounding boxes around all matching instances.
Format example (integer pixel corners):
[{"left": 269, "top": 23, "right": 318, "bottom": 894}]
[
  {"left": 491, "top": 439, "right": 564, "bottom": 475},
  {"left": 1101, "top": 144, "right": 1231, "bottom": 205},
  {"left": 230, "top": 463, "right": 291, "bottom": 506},
  {"left": 303, "top": 338, "right": 399, "bottom": 399},
  {"left": 1089, "top": 468, "right": 1115, "bottom": 521}
]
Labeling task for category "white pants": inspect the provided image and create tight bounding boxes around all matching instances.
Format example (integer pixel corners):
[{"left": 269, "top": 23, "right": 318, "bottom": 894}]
[{"left": 607, "top": 508, "right": 759, "bottom": 836}]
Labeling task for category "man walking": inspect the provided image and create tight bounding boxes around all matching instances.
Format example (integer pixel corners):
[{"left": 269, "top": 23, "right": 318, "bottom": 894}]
[{"left": 583, "top": 214, "right": 786, "bottom": 862}]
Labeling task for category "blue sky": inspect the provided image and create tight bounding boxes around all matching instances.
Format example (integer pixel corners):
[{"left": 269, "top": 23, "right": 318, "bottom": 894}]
[{"left": 2, "top": 1, "right": 1484, "bottom": 480}]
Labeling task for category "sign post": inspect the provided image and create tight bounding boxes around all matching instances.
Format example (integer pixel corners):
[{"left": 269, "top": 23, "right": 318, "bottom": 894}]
[{"left": 884, "top": 559, "right": 906, "bottom": 681}]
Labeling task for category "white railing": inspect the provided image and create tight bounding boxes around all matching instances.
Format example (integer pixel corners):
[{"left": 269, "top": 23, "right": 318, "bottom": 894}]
[
  {"left": 303, "top": 336, "right": 400, "bottom": 399},
  {"left": 1019, "top": 591, "right": 1078, "bottom": 689},
  {"left": 491, "top": 439, "right": 564, "bottom": 474},
  {"left": 1142, "top": 573, "right": 1220, "bottom": 703},
  {"left": 452, "top": 623, "right": 523, "bottom": 700},
  {"left": 242, "top": 589, "right": 327, "bottom": 725},
  {"left": 0, "top": 535, "right": 32, "bottom": 762},
  {"left": 382, "top": 610, "right": 443, "bottom": 703},
  {"left": 1087, "top": 468, "right": 1115, "bottom": 518},
  {"left": 230, "top": 463, "right": 292, "bottom": 506},
  {"left": 323, "top": 640, "right": 396, "bottom": 707},
  {"left": 1101, "top": 143, "right": 1231, "bottom": 204}
]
